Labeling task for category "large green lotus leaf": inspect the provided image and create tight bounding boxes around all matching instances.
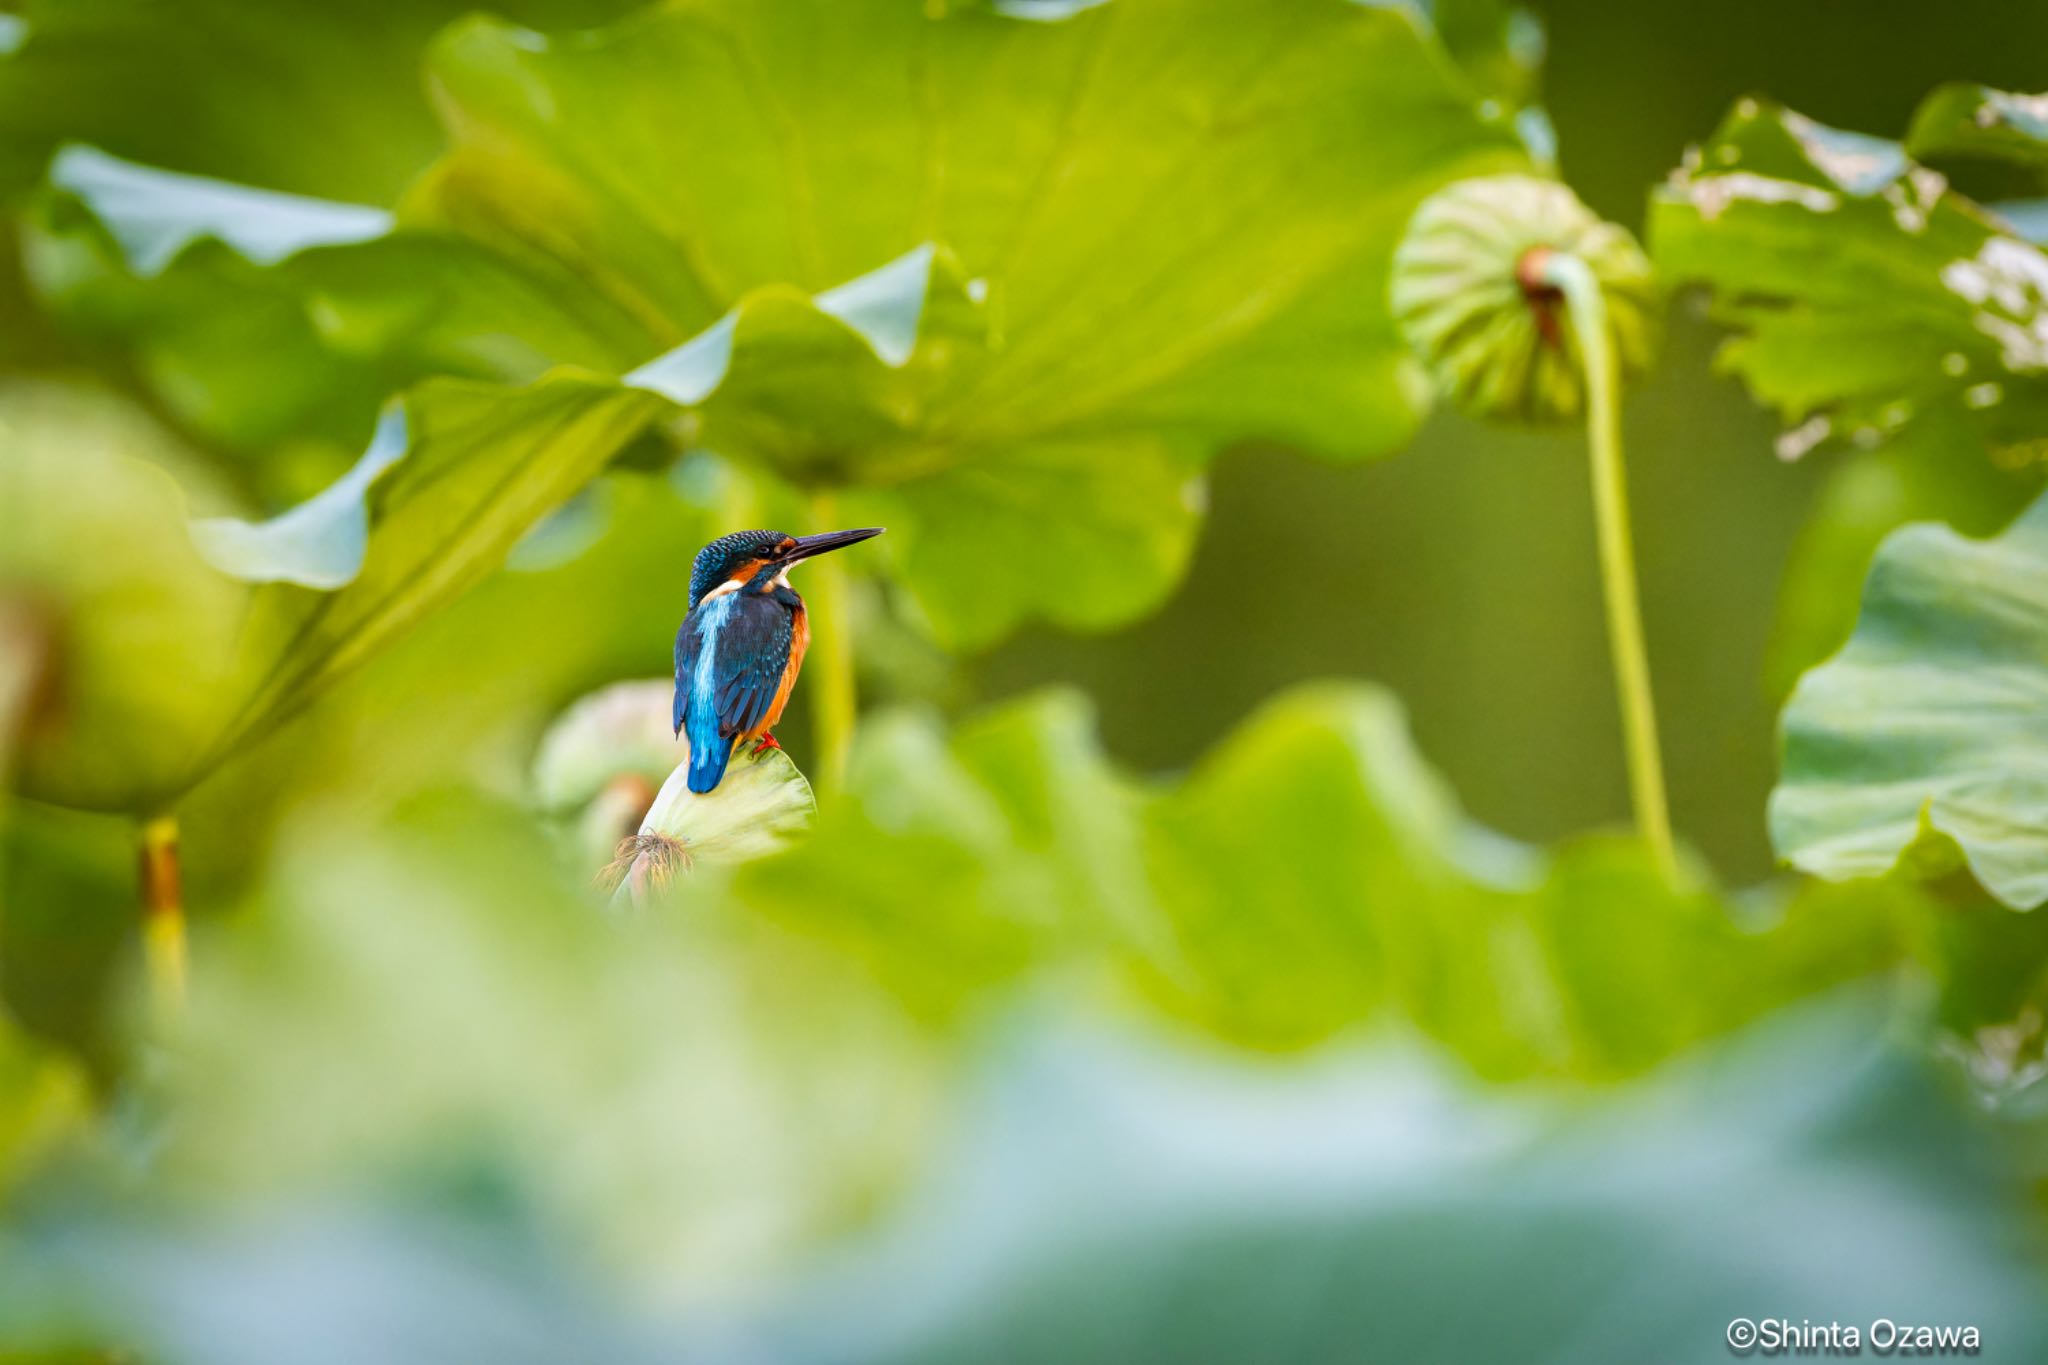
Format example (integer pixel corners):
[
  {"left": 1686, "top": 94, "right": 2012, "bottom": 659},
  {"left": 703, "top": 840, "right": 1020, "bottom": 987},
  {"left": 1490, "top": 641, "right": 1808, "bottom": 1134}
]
[
  {"left": 0, "top": 0, "right": 643, "bottom": 202},
  {"left": 1650, "top": 99, "right": 2048, "bottom": 469},
  {"left": 844, "top": 435, "right": 1203, "bottom": 648},
  {"left": 27, "top": 149, "right": 647, "bottom": 461},
  {"left": 415, "top": 0, "right": 1525, "bottom": 457},
  {"left": 192, "top": 376, "right": 666, "bottom": 781},
  {"left": 1773, "top": 490, "right": 2048, "bottom": 910},
  {"left": 34, "top": 0, "right": 1528, "bottom": 644},
  {"left": 740, "top": 684, "right": 1897, "bottom": 1077},
  {"left": 2, "top": 374, "right": 662, "bottom": 814}
]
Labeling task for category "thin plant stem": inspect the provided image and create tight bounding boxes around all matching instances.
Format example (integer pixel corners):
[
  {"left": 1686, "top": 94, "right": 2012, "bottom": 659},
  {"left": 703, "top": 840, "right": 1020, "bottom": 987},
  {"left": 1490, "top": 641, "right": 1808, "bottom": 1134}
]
[
  {"left": 805, "top": 489, "right": 858, "bottom": 795},
  {"left": 1533, "top": 250, "right": 1677, "bottom": 879},
  {"left": 138, "top": 812, "right": 187, "bottom": 1019}
]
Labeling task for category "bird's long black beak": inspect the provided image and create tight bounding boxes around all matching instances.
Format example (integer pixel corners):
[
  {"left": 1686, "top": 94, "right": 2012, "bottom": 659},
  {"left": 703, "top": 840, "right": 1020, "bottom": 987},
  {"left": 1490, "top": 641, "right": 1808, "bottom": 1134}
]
[{"left": 785, "top": 527, "right": 884, "bottom": 562}]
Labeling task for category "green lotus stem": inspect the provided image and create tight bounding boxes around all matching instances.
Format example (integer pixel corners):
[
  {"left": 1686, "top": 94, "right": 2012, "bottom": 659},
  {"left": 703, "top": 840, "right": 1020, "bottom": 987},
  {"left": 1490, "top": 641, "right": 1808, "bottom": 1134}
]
[
  {"left": 1532, "top": 249, "right": 1676, "bottom": 878},
  {"left": 806, "top": 490, "right": 858, "bottom": 795},
  {"left": 138, "top": 812, "right": 187, "bottom": 1018}
]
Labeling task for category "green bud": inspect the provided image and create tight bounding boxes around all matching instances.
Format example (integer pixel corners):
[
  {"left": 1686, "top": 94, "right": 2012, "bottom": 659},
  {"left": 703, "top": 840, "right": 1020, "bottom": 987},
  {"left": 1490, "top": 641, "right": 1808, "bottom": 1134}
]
[{"left": 1390, "top": 175, "right": 1658, "bottom": 424}]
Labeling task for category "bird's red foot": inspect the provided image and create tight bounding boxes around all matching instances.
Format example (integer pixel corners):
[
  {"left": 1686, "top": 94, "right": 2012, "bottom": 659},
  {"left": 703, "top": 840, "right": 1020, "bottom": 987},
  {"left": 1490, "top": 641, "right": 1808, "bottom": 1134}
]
[{"left": 749, "top": 731, "right": 782, "bottom": 756}]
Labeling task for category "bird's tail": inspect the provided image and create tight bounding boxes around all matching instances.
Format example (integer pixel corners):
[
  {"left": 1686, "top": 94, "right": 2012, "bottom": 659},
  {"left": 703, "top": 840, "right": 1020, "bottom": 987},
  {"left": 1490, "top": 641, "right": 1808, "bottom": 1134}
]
[{"left": 686, "top": 730, "right": 736, "bottom": 794}]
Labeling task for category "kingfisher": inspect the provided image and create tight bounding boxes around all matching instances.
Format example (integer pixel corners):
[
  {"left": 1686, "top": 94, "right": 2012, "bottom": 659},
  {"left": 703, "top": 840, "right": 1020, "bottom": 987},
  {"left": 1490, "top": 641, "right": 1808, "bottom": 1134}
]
[{"left": 672, "top": 526, "right": 883, "bottom": 793}]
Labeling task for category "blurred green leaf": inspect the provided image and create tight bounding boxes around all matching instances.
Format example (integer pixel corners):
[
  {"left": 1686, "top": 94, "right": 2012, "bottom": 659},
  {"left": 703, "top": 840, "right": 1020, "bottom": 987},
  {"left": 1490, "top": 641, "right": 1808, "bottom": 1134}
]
[
  {"left": 746, "top": 684, "right": 1898, "bottom": 1075},
  {"left": 1773, "top": 488, "right": 2048, "bottom": 909},
  {"left": 2, "top": 376, "right": 663, "bottom": 814},
  {"left": 845, "top": 436, "right": 1203, "bottom": 647},
  {"left": 0, "top": 0, "right": 644, "bottom": 202},
  {"left": 138, "top": 797, "right": 941, "bottom": 1301},
  {"left": 0, "top": 1008, "right": 87, "bottom": 1207},
  {"left": 1763, "top": 423, "right": 2029, "bottom": 695},
  {"left": 17, "top": 999, "right": 2047, "bottom": 1365},
  {"left": 191, "top": 376, "right": 667, "bottom": 786},
  {"left": 1650, "top": 98, "right": 2048, "bottom": 472},
  {"left": 1132, "top": 685, "right": 1893, "bottom": 1072},
  {"left": 723, "top": 1000, "right": 2048, "bottom": 1365},
  {"left": 34, "top": 0, "right": 1530, "bottom": 644},
  {"left": 1911, "top": 880, "right": 2048, "bottom": 1102},
  {"left": 0, "top": 385, "right": 244, "bottom": 812},
  {"left": 1907, "top": 84, "right": 2048, "bottom": 171}
]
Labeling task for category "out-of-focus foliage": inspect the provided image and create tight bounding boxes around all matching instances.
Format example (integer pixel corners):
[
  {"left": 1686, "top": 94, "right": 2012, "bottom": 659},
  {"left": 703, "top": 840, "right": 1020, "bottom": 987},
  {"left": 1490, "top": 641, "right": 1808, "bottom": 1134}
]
[
  {"left": 746, "top": 685, "right": 1898, "bottom": 1073},
  {"left": 8, "top": 4, "right": 2048, "bottom": 1362},
  {"left": 0, "top": 564, "right": 93, "bottom": 1212},
  {"left": 1666, "top": 86, "right": 2048, "bottom": 1115},
  {"left": 1650, "top": 97, "right": 2048, "bottom": 684},
  {"left": 724, "top": 1001, "right": 2046, "bottom": 1365},
  {"left": 8, "top": 998, "right": 2043, "bottom": 1365},
  {"left": 1907, "top": 84, "right": 2048, "bottom": 173},
  {"left": 1652, "top": 98, "right": 2048, "bottom": 469},
  {"left": 88, "top": 798, "right": 938, "bottom": 1306},
  {"left": 29, "top": 0, "right": 1533, "bottom": 648},
  {"left": 1773, "top": 490, "right": 2048, "bottom": 909},
  {"left": 0, "top": 377, "right": 661, "bottom": 814},
  {"left": 0, "top": 383, "right": 243, "bottom": 810},
  {"left": 0, "top": 0, "right": 642, "bottom": 200}
]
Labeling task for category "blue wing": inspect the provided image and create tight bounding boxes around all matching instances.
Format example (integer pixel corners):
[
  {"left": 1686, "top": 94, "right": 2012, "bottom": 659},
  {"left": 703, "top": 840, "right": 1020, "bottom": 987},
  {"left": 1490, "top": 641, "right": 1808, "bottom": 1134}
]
[{"left": 674, "top": 593, "right": 794, "bottom": 793}]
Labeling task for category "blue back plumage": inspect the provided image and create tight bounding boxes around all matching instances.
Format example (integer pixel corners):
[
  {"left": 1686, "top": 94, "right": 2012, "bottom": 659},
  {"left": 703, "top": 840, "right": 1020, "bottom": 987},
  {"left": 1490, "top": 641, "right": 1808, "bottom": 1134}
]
[{"left": 678, "top": 591, "right": 740, "bottom": 793}]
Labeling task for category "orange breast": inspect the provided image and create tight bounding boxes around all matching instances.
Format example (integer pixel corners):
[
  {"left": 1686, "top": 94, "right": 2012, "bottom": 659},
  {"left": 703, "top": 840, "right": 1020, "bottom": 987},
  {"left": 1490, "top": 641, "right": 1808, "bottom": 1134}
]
[{"left": 742, "top": 604, "right": 809, "bottom": 743}]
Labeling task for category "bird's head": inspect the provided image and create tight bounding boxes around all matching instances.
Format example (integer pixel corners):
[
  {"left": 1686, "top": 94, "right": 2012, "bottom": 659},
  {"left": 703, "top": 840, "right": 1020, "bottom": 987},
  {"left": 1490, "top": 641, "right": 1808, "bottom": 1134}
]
[{"left": 687, "top": 526, "right": 884, "bottom": 607}]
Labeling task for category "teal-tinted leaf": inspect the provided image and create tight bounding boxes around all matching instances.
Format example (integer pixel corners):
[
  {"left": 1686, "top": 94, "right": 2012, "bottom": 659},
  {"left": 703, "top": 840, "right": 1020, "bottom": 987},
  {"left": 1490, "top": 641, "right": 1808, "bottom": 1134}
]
[
  {"left": 716, "top": 1001, "right": 2046, "bottom": 1365},
  {"left": 18, "top": 1000, "right": 2048, "bottom": 1364},
  {"left": 1907, "top": 84, "right": 2048, "bottom": 171},
  {"left": 48, "top": 146, "right": 392, "bottom": 277},
  {"left": 1773, "top": 489, "right": 2048, "bottom": 908},
  {"left": 1650, "top": 99, "right": 2048, "bottom": 469},
  {"left": 190, "top": 407, "right": 409, "bottom": 588}
]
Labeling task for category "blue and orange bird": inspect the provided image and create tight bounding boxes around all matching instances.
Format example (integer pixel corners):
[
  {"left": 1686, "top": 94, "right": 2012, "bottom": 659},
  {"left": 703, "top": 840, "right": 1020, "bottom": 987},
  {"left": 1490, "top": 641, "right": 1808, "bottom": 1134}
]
[{"left": 672, "top": 526, "right": 883, "bottom": 793}]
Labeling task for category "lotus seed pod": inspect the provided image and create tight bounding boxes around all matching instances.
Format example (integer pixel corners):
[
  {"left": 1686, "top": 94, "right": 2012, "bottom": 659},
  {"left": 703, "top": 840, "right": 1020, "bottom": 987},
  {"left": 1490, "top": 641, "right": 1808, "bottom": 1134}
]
[{"left": 1391, "top": 175, "right": 1658, "bottom": 424}]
